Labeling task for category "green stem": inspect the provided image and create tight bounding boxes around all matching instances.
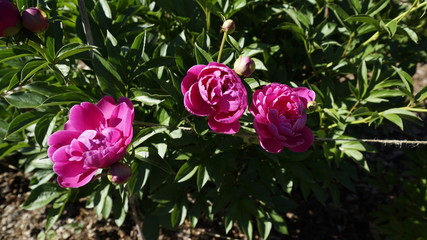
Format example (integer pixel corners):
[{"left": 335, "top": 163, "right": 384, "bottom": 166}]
[
  {"left": 217, "top": 31, "right": 228, "bottom": 63},
  {"left": 345, "top": 99, "right": 360, "bottom": 119},
  {"left": 401, "top": 107, "right": 427, "bottom": 113}
]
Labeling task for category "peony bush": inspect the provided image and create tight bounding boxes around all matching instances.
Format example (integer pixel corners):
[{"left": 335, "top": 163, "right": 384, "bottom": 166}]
[{"left": 1, "top": 0, "right": 427, "bottom": 239}]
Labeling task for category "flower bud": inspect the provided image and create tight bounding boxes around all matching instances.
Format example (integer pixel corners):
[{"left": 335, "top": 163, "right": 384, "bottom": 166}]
[
  {"left": 233, "top": 56, "right": 255, "bottom": 77},
  {"left": 221, "top": 19, "right": 235, "bottom": 34},
  {"left": 307, "top": 100, "right": 318, "bottom": 111},
  {"left": 22, "top": 7, "right": 49, "bottom": 33},
  {"left": 107, "top": 162, "right": 132, "bottom": 184},
  {"left": 0, "top": 0, "right": 21, "bottom": 37}
]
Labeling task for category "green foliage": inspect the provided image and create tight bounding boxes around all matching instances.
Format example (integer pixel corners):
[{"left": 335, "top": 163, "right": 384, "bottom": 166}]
[{"left": 1, "top": 0, "right": 427, "bottom": 239}]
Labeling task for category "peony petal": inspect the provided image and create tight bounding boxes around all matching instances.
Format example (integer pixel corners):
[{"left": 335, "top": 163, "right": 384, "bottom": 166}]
[
  {"left": 293, "top": 87, "right": 315, "bottom": 108},
  {"left": 208, "top": 117, "right": 240, "bottom": 134},
  {"left": 96, "top": 96, "right": 117, "bottom": 119},
  {"left": 57, "top": 169, "right": 97, "bottom": 188},
  {"left": 109, "top": 101, "right": 134, "bottom": 138},
  {"left": 52, "top": 146, "right": 87, "bottom": 178},
  {"left": 181, "top": 65, "right": 206, "bottom": 95},
  {"left": 287, "top": 127, "right": 314, "bottom": 152},
  {"left": 47, "top": 130, "right": 80, "bottom": 158},
  {"left": 258, "top": 136, "right": 284, "bottom": 153},
  {"left": 253, "top": 115, "right": 273, "bottom": 139},
  {"left": 184, "top": 83, "right": 213, "bottom": 116},
  {"left": 66, "top": 102, "right": 105, "bottom": 131}
]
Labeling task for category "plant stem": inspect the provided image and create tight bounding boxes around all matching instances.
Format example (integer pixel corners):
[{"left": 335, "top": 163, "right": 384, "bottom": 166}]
[
  {"left": 129, "top": 196, "right": 146, "bottom": 240},
  {"left": 345, "top": 99, "right": 360, "bottom": 119},
  {"left": 217, "top": 31, "right": 228, "bottom": 63}
]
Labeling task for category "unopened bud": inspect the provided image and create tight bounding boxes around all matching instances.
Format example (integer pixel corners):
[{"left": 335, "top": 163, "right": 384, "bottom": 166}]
[
  {"left": 221, "top": 19, "right": 235, "bottom": 34},
  {"left": 0, "top": 0, "right": 21, "bottom": 37},
  {"left": 108, "top": 162, "right": 132, "bottom": 184},
  {"left": 22, "top": 7, "right": 49, "bottom": 33},
  {"left": 233, "top": 56, "right": 255, "bottom": 77},
  {"left": 307, "top": 101, "right": 317, "bottom": 111}
]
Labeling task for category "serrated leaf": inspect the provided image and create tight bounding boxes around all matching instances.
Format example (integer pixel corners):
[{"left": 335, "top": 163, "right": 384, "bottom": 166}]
[{"left": 23, "top": 183, "right": 65, "bottom": 210}]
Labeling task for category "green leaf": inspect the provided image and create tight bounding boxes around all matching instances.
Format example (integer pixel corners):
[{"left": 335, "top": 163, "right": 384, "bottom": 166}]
[
  {"left": 20, "top": 60, "right": 49, "bottom": 82},
  {"left": 34, "top": 114, "right": 55, "bottom": 147},
  {"left": 196, "top": 165, "right": 209, "bottom": 191},
  {"left": 387, "top": 19, "right": 397, "bottom": 38},
  {"left": 23, "top": 183, "right": 65, "bottom": 210},
  {"left": 401, "top": 26, "right": 418, "bottom": 43},
  {"left": 392, "top": 66, "right": 413, "bottom": 94},
  {"left": 133, "top": 91, "right": 166, "bottom": 106},
  {"left": 134, "top": 147, "right": 174, "bottom": 174},
  {"left": 6, "top": 112, "right": 45, "bottom": 138},
  {"left": 4, "top": 91, "right": 47, "bottom": 108},
  {"left": 345, "top": 14, "right": 379, "bottom": 30},
  {"left": 0, "top": 142, "right": 30, "bottom": 160},
  {"left": 42, "top": 92, "right": 91, "bottom": 106},
  {"left": 0, "top": 48, "right": 33, "bottom": 63},
  {"left": 194, "top": 43, "right": 213, "bottom": 64},
  {"left": 256, "top": 217, "right": 272, "bottom": 240},
  {"left": 366, "top": 0, "right": 390, "bottom": 16},
  {"left": 46, "top": 193, "right": 68, "bottom": 230},
  {"left": 94, "top": 183, "right": 110, "bottom": 216},
  {"left": 55, "top": 43, "right": 95, "bottom": 61},
  {"left": 128, "top": 161, "right": 150, "bottom": 196},
  {"left": 171, "top": 204, "right": 187, "bottom": 228},
  {"left": 113, "top": 194, "right": 128, "bottom": 227},
  {"left": 102, "top": 195, "right": 113, "bottom": 219},
  {"left": 347, "top": 0, "right": 362, "bottom": 13},
  {"left": 92, "top": 54, "right": 126, "bottom": 98},
  {"left": 383, "top": 108, "right": 419, "bottom": 130},
  {"left": 175, "top": 162, "right": 198, "bottom": 183}
]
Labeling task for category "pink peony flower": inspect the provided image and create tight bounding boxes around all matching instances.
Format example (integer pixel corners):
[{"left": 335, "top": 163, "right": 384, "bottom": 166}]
[
  {"left": 250, "top": 83, "right": 315, "bottom": 153},
  {"left": 0, "top": 0, "right": 21, "bottom": 37},
  {"left": 181, "top": 62, "right": 248, "bottom": 134},
  {"left": 48, "top": 96, "right": 134, "bottom": 188}
]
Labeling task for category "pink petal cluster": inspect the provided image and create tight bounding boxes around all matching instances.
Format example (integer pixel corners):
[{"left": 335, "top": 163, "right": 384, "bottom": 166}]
[
  {"left": 48, "top": 96, "right": 134, "bottom": 188},
  {"left": 181, "top": 62, "right": 248, "bottom": 134},
  {"left": 0, "top": 0, "right": 21, "bottom": 37},
  {"left": 250, "top": 83, "right": 315, "bottom": 153}
]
